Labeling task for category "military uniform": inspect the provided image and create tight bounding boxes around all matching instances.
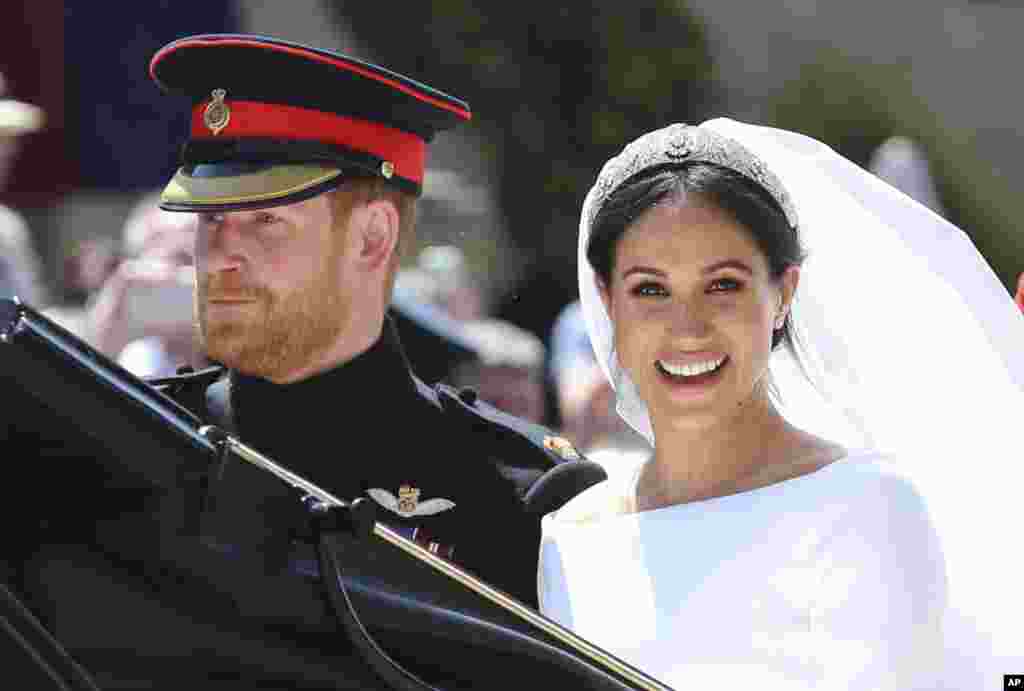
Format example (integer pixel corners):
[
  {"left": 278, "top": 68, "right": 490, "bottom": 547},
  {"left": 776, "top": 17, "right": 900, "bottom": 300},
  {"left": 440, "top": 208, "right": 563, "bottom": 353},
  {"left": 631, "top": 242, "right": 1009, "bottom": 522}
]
[
  {"left": 135, "top": 33, "right": 604, "bottom": 606},
  {"left": 154, "top": 315, "right": 586, "bottom": 607}
]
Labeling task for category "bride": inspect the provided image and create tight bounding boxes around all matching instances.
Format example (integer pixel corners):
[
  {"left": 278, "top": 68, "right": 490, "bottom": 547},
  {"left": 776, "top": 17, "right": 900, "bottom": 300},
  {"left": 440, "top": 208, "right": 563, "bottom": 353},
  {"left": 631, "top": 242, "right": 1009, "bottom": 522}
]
[{"left": 538, "top": 120, "right": 1024, "bottom": 690}]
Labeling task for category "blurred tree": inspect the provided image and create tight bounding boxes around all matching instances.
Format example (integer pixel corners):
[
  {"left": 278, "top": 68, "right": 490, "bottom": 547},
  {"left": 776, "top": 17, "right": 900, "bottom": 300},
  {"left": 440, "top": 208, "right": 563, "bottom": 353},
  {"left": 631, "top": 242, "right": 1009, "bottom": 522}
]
[
  {"left": 324, "top": 1, "right": 715, "bottom": 339},
  {"left": 768, "top": 48, "right": 1024, "bottom": 292}
]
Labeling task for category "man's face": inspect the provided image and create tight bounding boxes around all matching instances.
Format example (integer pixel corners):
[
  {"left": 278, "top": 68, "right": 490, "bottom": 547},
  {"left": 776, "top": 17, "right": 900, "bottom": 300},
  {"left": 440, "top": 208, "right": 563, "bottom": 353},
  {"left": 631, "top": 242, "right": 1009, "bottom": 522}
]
[{"left": 194, "top": 193, "right": 350, "bottom": 380}]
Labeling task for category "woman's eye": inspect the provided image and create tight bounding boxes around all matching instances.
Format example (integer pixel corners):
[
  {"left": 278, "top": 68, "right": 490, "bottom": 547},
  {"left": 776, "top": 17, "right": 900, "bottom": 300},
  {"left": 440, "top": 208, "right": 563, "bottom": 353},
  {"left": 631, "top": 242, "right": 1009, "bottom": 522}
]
[
  {"left": 631, "top": 282, "right": 667, "bottom": 297},
  {"left": 708, "top": 277, "right": 741, "bottom": 293}
]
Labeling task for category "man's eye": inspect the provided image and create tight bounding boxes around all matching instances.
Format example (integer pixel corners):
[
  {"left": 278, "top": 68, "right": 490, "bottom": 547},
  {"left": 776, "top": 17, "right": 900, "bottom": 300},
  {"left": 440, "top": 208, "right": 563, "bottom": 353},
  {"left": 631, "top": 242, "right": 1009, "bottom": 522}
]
[
  {"left": 198, "top": 213, "right": 223, "bottom": 226},
  {"left": 631, "top": 282, "right": 667, "bottom": 297},
  {"left": 257, "top": 213, "right": 278, "bottom": 225},
  {"left": 709, "top": 277, "right": 741, "bottom": 292}
]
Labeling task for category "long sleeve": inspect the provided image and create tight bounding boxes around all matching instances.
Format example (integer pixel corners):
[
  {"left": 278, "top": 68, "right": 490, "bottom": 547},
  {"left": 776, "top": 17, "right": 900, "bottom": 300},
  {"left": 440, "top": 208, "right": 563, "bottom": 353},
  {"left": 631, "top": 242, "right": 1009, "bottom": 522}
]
[
  {"left": 808, "top": 470, "right": 947, "bottom": 690},
  {"left": 536, "top": 476, "right": 629, "bottom": 627}
]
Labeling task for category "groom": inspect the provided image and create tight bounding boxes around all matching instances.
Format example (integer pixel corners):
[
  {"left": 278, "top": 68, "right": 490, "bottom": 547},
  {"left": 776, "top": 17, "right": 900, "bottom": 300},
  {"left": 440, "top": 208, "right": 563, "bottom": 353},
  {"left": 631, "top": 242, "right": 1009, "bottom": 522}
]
[
  {"left": 144, "top": 32, "right": 602, "bottom": 607},
  {"left": 3, "top": 33, "right": 604, "bottom": 691}
]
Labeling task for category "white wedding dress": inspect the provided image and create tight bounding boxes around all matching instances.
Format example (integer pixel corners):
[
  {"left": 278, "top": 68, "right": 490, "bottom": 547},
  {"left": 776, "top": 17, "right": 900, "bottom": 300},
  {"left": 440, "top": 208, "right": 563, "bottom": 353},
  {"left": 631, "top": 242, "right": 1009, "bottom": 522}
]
[{"left": 539, "top": 451, "right": 948, "bottom": 690}]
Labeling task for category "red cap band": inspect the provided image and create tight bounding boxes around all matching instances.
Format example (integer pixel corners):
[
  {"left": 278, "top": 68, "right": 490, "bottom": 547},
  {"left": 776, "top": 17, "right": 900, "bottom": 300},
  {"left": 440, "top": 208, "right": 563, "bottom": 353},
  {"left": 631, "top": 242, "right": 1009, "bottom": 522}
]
[{"left": 190, "top": 100, "right": 427, "bottom": 184}]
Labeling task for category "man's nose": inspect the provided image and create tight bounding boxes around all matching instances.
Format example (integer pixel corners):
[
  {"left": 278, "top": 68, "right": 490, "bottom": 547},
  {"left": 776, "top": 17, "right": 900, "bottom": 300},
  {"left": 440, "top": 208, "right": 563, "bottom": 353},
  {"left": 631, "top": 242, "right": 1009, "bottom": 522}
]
[{"left": 200, "top": 216, "right": 247, "bottom": 274}]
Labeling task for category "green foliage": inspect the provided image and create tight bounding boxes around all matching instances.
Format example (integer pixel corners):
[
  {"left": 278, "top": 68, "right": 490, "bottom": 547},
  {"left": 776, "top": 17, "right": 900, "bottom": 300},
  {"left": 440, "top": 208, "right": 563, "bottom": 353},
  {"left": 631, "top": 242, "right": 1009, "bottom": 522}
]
[
  {"left": 326, "top": 1, "right": 715, "bottom": 298},
  {"left": 768, "top": 49, "right": 1023, "bottom": 291}
]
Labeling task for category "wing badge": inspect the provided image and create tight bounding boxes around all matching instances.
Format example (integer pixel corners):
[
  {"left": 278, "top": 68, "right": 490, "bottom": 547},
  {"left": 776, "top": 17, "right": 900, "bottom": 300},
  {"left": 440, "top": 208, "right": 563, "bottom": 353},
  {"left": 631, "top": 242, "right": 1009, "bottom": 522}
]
[{"left": 366, "top": 484, "right": 456, "bottom": 518}]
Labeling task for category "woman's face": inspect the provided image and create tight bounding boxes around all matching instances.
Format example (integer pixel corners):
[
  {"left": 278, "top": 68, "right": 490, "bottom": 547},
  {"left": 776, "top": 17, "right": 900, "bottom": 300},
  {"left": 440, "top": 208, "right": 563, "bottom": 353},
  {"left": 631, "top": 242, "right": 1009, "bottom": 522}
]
[{"left": 600, "top": 195, "right": 798, "bottom": 433}]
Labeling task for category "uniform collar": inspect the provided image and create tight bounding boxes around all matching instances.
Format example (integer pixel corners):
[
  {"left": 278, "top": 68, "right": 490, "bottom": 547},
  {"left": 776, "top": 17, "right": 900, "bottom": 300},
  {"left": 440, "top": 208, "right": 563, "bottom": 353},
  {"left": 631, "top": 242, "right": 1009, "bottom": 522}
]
[
  {"left": 230, "top": 314, "right": 421, "bottom": 420},
  {"left": 225, "top": 315, "right": 441, "bottom": 501}
]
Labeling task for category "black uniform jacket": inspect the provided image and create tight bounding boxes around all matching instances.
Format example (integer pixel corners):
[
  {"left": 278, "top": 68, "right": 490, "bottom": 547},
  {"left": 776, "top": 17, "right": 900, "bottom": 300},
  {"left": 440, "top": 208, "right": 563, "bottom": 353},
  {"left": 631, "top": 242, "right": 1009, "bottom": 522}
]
[{"left": 160, "top": 317, "right": 562, "bottom": 607}]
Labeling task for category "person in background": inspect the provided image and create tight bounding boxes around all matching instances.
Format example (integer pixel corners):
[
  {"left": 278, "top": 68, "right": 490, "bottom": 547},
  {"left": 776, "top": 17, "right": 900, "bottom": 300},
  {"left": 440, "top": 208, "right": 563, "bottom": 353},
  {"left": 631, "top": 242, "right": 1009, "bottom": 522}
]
[
  {"left": 59, "top": 236, "right": 120, "bottom": 305},
  {"left": 393, "top": 263, "right": 443, "bottom": 306},
  {"left": 417, "top": 244, "right": 485, "bottom": 321},
  {"left": 0, "top": 72, "right": 47, "bottom": 308},
  {"left": 100, "top": 191, "right": 201, "bottom": 377},
  {"left": 0, "top": 207, "right": 47, "bottom": 308},
  {"left": 867, "top": 135, "right": 946, "bottom": 216},
  {"left": 548, "top": 300, "right": 649, "bottom": 468},
  {"left": 451, "top": 317, "right": 548, "bottom": 423}
]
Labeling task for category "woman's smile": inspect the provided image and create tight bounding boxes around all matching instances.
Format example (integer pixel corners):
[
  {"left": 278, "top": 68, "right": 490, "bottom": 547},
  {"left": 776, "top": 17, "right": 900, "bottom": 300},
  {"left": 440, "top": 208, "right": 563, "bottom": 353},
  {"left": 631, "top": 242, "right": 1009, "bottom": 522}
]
[{"left": 654, "top": 354, "right": 729, "bottom": 399}]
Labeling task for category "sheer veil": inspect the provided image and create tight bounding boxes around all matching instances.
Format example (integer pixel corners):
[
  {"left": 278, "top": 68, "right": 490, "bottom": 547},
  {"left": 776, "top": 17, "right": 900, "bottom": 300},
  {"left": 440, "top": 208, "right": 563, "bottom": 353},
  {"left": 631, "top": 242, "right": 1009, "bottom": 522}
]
[{"left": 577, "top": 119, "right": 1024, "bottom": 684}]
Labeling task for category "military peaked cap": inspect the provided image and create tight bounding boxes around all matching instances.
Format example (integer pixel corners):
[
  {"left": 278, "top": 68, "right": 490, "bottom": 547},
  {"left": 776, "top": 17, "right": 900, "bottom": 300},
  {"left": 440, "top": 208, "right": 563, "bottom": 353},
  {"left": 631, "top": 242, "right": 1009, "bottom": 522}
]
[{"left": 149, "top": 34, "right": 471, "bottom": 211}]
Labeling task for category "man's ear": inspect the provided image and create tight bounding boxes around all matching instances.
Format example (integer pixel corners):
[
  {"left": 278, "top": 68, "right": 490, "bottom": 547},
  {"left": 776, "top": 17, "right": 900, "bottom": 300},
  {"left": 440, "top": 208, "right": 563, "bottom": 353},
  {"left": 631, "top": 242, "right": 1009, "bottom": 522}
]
[
  {"left": 349, "top": 198, "right": 400, "bottom": 273},
  {"left": 1015, "top": 272, "right": 1024, "bottom": 314}
]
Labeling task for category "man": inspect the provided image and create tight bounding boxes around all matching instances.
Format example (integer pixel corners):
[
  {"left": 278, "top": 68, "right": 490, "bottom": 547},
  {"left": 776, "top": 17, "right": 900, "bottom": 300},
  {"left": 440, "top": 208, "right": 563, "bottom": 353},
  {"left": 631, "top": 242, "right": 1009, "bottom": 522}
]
[
  {"left": 2, "top": 34, "right": 609, "bottom": 690},
  {"left": 144, "top": 34, "right": 594, "bottom": 603}
]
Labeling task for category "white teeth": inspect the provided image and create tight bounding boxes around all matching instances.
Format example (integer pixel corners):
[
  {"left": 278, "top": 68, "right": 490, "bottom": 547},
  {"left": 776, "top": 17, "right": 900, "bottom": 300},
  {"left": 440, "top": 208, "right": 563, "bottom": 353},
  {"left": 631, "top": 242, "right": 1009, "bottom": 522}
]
[{"left": 658, "top": 356, "right": 726, "bottom": 377}]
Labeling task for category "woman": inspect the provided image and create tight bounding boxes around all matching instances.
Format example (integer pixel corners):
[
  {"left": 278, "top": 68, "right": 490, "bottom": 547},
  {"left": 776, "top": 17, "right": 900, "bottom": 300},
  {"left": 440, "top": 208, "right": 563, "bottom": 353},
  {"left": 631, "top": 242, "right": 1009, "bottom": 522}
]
[{"left": 539, "top": 120, "right": 1024, "bottom": 689}]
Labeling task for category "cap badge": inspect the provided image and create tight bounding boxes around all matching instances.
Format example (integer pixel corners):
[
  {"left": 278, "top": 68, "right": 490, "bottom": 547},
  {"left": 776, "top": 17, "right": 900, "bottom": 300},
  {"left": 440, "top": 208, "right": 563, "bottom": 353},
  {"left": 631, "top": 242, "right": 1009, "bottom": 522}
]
[
  {"left": 544, "top": 435, "right": 582, "bottom": 461},
  {"left": 203, "top": 88, "right": 231, "bottom": 136},
  {"left": 380, "top": 160, "right": 395, "bottom": 179},
  {"left": 367, "top": 485, "right": 456, "bottom": 518}
]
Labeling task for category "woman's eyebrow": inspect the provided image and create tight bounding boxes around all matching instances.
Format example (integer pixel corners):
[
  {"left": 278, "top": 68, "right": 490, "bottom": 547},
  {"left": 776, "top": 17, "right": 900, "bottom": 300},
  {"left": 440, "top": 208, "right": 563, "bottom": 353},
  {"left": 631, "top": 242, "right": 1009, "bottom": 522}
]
[
  {"left": 621, "top": 265, "right": 666, "bottom": 280},
  {"left": 702, "top": 259, "right": 753, "bottom": 275},
  {"left": 621, "top": 260, "right": 753, "bottom": 280}
]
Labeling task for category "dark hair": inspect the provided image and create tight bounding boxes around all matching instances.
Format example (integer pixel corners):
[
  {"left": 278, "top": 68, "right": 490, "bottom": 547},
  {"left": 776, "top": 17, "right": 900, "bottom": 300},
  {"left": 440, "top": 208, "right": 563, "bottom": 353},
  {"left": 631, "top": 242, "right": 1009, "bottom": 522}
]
[{"left": 587, "top": 161, "right": 805, "bottom": 350}]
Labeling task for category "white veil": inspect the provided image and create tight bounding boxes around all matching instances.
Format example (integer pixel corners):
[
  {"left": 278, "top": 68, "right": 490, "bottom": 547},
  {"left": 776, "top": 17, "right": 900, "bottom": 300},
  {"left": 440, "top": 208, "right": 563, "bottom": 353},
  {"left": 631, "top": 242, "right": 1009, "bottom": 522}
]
[{"left": 577, "top": 119, "right": 1024, "bottom": 685}]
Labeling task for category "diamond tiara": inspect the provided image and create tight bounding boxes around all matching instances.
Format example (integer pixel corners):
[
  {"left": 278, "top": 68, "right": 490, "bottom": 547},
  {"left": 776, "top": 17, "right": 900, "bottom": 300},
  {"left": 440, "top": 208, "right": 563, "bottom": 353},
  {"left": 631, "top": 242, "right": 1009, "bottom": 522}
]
[{"left": 582, "top": 123, "right": 799, "bottom": 233}]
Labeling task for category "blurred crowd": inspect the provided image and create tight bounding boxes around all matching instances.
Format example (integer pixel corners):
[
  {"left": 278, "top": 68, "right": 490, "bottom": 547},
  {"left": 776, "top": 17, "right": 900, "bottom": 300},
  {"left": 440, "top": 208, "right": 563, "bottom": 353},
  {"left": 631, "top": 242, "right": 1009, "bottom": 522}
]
[{"left": 3, "top": 72, "right": 1023, "bottom": 472}]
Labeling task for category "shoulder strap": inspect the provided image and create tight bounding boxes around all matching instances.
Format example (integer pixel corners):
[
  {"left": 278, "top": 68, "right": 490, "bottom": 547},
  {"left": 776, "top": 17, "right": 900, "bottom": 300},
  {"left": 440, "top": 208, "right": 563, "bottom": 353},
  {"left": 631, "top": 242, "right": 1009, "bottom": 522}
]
[
  {"left": 432, "top": 381, "right": 606, "bottom": 511},
  {"left": 434, "top": 382, "right": 574, "bottom": 470}
]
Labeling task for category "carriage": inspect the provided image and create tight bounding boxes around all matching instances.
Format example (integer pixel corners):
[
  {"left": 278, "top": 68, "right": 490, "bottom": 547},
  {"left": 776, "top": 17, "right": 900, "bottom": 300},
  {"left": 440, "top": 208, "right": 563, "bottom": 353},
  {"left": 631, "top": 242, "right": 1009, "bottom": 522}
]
[{"left": 0, "top": 297, "right": 669, "bottom": 691}]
